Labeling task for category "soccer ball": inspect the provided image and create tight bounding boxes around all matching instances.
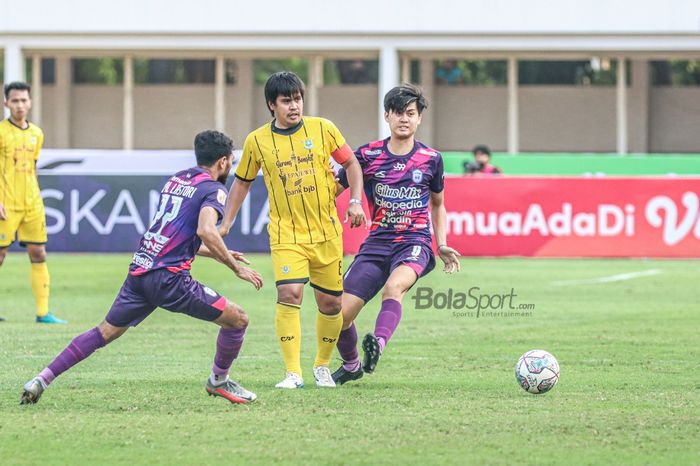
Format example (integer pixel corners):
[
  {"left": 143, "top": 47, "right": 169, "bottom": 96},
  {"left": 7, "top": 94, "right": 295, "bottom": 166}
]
[{"left": 515, "top": 349, "right": 560, "bottom": 394}]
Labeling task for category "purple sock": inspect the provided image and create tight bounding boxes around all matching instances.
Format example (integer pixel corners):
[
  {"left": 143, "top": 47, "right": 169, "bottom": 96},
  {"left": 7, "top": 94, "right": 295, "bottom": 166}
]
[
  {"left": 212, "top": 327, "right": 246, "bottom": 382},
  {"left": 374, "top": 299, "right": 402, "bottom": 353},
  {"left": 41, "top": 327, "right": 106, "bottom": 386},
  {"left": 337, "top": 322, "right": 360, "bottom": 371}
]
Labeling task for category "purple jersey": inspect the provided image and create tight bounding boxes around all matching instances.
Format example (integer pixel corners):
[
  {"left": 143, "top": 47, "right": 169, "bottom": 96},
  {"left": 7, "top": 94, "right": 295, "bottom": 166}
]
[
  {"left": 129, "top": 167, "right": 227, "bottom": 276},
  {"left": 339, "top": 139, "right": 444, "bottom": 243}
]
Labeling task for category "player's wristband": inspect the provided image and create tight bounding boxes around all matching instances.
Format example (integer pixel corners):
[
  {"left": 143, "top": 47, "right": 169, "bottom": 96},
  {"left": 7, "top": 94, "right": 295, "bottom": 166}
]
[{"left": 349, "top": 198, "right": 362, "bottom": 205}]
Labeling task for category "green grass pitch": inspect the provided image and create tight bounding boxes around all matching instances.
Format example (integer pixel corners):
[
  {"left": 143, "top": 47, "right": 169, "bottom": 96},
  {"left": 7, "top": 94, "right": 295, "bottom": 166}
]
[{"left": 1, "top": 253, "right": 699, "bottom": 465}]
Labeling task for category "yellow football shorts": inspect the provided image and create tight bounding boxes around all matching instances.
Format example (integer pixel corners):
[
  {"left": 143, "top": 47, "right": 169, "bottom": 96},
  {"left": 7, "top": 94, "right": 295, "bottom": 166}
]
[
  {"left": 0, "top": 207, "right": 48, "bottom": 248},
  {"left": 270, "top": 236, "right": 343, "bottom": 296}
]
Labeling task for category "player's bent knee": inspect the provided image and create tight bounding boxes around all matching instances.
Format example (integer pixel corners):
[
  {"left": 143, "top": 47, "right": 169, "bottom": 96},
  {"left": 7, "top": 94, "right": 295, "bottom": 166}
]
[
  {"left": 277, "top": 288, "right": 303, "bottom": 305},
  {"left": 382, "top": 282, "right": 407, "bottom": 300},
  {"left": 218, "top": 301, "right": 249, "bottom": 329},
  {"left": 98, "top": 321, "right": 128, "bottom": 344}
]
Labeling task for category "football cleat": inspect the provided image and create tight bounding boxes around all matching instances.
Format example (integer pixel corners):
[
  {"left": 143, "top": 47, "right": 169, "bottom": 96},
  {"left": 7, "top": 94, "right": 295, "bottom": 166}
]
[
  {"left": 331, "top": 364, "right": 364, "bottom": 385},
  {"left": 205, "top": 377, "right": 256, "bottom": 404},
  {"left": 36, "top": 312, "right": 68, "bottom": 324},
  {"left": 20, "top": 377, "right": 47, "bottom": 405},
  {"left": 275, "top": 372, "right": 304, "bottom": 389},
  {"left": 312, "top": 365, "right": 336, "bottom": 388},
  {"left": 362, "top": 333, "right": 382, "bottom": 374}
]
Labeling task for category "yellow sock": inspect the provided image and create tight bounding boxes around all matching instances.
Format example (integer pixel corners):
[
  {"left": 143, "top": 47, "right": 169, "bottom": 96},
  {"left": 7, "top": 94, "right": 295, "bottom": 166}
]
[
  {"left": 314, "top": 311, "right": 343, "bottom": 367},
  {"left": 31, "top": 262, "right": 50, "bottom": 317},
  {"left": 275, "top": 302, "right": 302, "bottom": 376}
]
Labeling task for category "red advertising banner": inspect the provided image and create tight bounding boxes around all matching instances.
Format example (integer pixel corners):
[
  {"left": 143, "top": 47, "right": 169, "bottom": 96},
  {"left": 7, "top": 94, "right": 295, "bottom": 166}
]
[{"left": 341, "top": 177, "right": 700, "bottom": 258}]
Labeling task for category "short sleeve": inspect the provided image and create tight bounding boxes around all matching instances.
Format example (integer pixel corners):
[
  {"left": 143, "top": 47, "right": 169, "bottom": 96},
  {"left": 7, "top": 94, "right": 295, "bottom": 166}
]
[
  {"left": 430, "top": 154, "right": 445, "bottom": 193},
  {"left": 322, "top": 119, "right": 347, "bottom": 154},
  {"left": 235, "top": 134, "right": 261, "bottom": 182},
  {"left": 336, "top": 147, "right": 368, "bottom": 189},
  {"left": 201, "top": 185, "right": 227, "bottom": 221},
  {"left": 34, "top": 128, "right": 44, "bottom": 161}
]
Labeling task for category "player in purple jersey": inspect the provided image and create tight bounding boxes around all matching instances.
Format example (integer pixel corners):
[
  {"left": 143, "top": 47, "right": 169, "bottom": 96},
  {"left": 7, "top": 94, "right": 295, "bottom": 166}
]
[
  {"left": 20, "top": 131, "right": 264, "bottom": 405},
  {"left": 333, "top": 84, "right": 461, "bottom": 384}
]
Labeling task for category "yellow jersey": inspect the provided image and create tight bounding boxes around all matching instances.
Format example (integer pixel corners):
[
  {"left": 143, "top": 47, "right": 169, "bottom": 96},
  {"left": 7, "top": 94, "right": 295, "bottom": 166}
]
[
  {"left": 0, "top": 119, "right": 44, "bottom": 211},
  {"left": 235, "top": 117, "right": 345, "bottom": 245}
]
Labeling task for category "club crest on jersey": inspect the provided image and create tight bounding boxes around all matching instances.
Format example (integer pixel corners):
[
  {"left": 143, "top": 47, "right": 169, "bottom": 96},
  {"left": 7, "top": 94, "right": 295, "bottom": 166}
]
[
  {"left": 304, "top": 138, "right": 314, "bottom": 150},
  {"left": 31, "top": 136, "right": 37, "bottom": 144},
  {"left": 412, "top": 169, "right": 423, "bottom": 183},
  {"left": 393, "top": 162, "right": 406, "bottom": 171},
  {"left": 217, "top": 189, "right": 227, "bottom": 206}
]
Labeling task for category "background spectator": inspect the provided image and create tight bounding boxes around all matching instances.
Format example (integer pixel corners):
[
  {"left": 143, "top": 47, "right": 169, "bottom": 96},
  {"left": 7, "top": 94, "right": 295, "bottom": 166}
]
[{"left": 464, "top": 145, "right": 502, "bottom": 175}]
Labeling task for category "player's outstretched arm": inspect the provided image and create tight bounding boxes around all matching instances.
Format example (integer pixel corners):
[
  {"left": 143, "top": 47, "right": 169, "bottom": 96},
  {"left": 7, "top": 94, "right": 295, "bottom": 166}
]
[
  {"left": 430, "top": 190, "right": 461, "bottom": 274},
  {"left": 197, "top": 244, "right": 251, "bottom": 265},
  {"left": 198, "top": 206, "right": 263, "bottom": 289},
  {"left": 219, "top": 178, "right": 252, "bottom": 236}
]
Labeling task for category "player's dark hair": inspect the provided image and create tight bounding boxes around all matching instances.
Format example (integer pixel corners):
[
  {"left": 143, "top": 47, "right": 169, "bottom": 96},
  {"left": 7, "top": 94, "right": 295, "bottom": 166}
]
[
  {"left": 264, "top": 71, "right": 305, "bottom": 116},
  {"left": 194, "top": 130, "right": 233, "bottom": 166},
  {"left": 3, "top": 81, "right": 31, "bottom": 100},
  {"left": 472, "top": 145, "right": 491, "bottom": 157},
  {"left": 383, "top": 83, "right": 428, "bottom": 114}
]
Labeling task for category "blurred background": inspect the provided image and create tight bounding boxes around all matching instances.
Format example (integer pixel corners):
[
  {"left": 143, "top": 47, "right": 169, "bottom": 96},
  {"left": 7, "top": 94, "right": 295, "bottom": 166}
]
[{"left": 2, "top": 0, "right": 699, "bottom": 256}]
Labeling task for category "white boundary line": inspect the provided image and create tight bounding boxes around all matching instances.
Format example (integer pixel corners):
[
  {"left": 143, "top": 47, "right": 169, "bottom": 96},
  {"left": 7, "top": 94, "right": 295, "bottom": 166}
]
[{"left": 551, "top": 269, "right": 662, "bottom": 286}]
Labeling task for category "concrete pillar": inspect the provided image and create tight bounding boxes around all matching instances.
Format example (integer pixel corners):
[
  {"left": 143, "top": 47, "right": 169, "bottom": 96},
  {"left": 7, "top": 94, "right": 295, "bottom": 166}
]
[
  {"left": 3, "top": 43, "right": 24, "bottom": 119},
  {"left": 215, "top": 56, "right": 225, "bottom": 132},
  {"left": 53, "top": 56, "right": 71, "bottom": 148},
  {"left": 507, "top": 57, "right": 519, "bottom": 154},
  {"left": 31, "top": 54, "right": 42, "bottom": 125},
  {"left": 418, "top": 58, "right": 435, "bottom": 147},
  {"left": 616, "top": 57, "right": 628, "bottom": 155},
  {"left": 628, "top": 59, "right": 649, "bottom": 153},
  {"left": 378, "top": 45, "right": 399, "bottom": 139},
  {"left": 234, "top": 59, "right": 254, "bottom": 145},
  {"left": 123, "top": 55, "right": 134, "bottom": 150},
  {"left": 401, "top": 56, "right": 411, "bottom": 83},
  {"left": 307, "top": 55, "right": 323, "bottom": 117}
]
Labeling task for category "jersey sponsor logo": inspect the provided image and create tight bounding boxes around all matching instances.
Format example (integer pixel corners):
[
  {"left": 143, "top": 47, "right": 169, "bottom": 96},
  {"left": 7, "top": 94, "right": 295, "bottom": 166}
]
[
  {"left": 322, "top": 337, "right": 337, "bottom": 343},
  {"left": 132, "top": 252, "right": 154, "bottom": 270},
  {"left": 365, "top": 149, "right": 382, "bottom": 156},
  {"left": 280, "top": 335, "right": 295, "bottom": 342},
  {"left": 375, "top": 183, "right": 421, "bottom": 200},
  {"left": 217, "top": 189, "right": 227, "bottom": 206},
  {"left": 304, "top": 138, "right": 314, "bottom": 150},
  {"left": 412, "top": 169, "right": 423, "bottom": 183},
  {"left": 393, "top": 162, "right": 406, "bottom": 171},
  {"left": 282, "top": 265, "right": 290, "bottom": 274},
  {"left": 203, "top": 286, "right": 217, "bottom": 297}
]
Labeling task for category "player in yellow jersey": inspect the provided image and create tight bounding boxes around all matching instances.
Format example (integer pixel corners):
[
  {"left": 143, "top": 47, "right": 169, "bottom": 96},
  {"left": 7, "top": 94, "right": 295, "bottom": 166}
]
[
  {"left": 0, "top": 82, "right": 66, "bottom": 324},
  {"left": 220, "top": 71, "right": 365, "bottom": 388}
]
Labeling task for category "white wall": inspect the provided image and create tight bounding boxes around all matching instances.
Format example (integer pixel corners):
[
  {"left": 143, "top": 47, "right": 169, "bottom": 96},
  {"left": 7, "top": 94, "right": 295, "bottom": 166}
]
[
  {"left": 133, "top": 85, "right": 215, "bottom": 149},
  {"left": 650, "top": 88, "right": 700, "bottom": 152},
  {"left": 433, "top": 87, "right": 509, "bottom": 151},
  {"left": 318, "top": 86, "right": 377, "bottom": 148},
  {"left": 71, "top": 86, "right": 122, "bottom": 149},
  {"left": 519, "top": 87, "right": 617, "bottom": 152},
  {"left": 3, "top": 1, "right": 700, "bottom": 34}
]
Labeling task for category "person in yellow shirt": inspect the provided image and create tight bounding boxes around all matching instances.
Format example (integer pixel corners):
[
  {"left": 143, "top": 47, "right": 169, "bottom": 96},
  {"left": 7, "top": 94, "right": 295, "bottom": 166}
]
[
  {"left": 220, "top": 71, "right": 365, "bottom": 388},
  {"left": 1, "top": 82, "right": 66, "bottom": 324}
]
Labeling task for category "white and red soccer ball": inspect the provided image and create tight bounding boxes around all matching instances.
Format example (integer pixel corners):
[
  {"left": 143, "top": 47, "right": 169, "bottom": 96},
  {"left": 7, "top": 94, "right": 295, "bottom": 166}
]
[{"left": 515, "top": 350, "right": 560, "bottom": 394}]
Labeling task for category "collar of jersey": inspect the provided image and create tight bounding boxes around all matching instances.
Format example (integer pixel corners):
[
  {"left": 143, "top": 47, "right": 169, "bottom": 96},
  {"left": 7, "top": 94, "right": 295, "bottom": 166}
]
[
  {"left": 270, "top": 119, "right": 304, "bottom": 136},
  {"left": 384, "top": 137, "right": 419, "bottom": 158},
  {"left": 7, "top": 118, "right": 31, "bottom": 131}
]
